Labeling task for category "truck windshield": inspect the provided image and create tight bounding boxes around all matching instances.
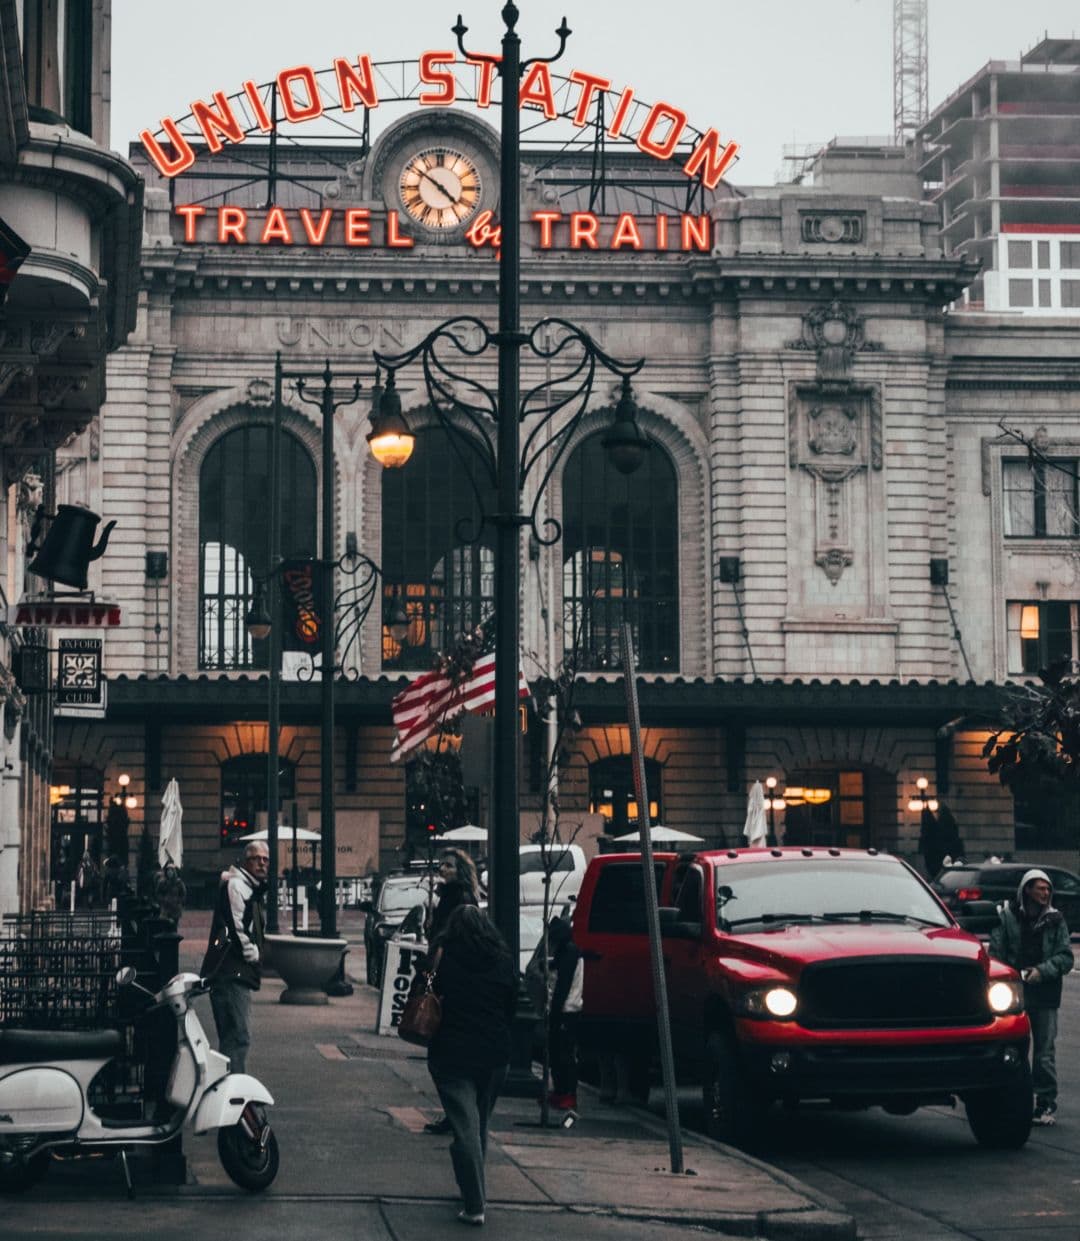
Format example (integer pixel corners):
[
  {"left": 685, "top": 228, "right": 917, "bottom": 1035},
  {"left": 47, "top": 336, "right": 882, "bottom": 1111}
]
[{"left": 716, "top": 859, "right": 950, "bottom": 932}]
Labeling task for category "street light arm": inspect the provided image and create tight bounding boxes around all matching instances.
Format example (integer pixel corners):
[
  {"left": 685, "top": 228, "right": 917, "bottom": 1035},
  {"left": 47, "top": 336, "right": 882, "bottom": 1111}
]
[
  {"left": 520, "top": 318, "right": 644, "bottom": 546},
  {"left": 521, "top": 18, "right": 571, "bottom": 71}
]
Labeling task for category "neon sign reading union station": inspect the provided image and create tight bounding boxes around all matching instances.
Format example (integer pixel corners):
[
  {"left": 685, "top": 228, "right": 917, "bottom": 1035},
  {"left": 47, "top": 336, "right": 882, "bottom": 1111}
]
[{"left": 142, "top": 52, "right": 740, "bottom": 254}]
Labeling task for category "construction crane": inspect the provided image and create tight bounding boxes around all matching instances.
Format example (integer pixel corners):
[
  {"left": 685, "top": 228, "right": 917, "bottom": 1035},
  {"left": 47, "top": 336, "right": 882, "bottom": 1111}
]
[{"left": 893, "top": 0, "right": 929, "bottom": 144}]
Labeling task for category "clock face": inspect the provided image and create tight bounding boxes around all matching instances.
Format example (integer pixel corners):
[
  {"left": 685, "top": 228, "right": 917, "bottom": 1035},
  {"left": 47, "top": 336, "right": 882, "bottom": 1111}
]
[{"left": 399, "top": 147, "right": 482, "bottom": 230}]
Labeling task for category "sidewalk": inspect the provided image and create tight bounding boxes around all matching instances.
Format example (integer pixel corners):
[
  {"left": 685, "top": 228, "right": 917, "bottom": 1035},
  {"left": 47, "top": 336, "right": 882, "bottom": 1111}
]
[{"left": 1, "top": 911, "right": 855, "bottom": 1241}]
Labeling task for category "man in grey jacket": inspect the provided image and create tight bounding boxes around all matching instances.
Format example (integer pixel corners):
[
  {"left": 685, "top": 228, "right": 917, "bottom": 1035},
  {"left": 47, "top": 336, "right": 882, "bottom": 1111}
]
[
  {"left": 989, "top": 868, "right": 1074, "bottom": 1125},
  {"left": 201, "top": 842, "right": 269, "bottom": 1074}
]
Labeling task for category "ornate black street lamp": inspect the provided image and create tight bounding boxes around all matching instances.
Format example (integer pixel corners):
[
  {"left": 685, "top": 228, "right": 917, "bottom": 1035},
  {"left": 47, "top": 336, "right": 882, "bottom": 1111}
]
[
  {"left": 246, "top": 354, "right": 408, "bottom": 945},
  {"left": 368, "top": 4, "right": 648, "bottom": 969}
]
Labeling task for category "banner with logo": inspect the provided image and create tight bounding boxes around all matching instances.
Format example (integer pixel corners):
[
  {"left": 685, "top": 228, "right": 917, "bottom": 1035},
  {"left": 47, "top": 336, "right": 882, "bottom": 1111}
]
[
  {"left": 280, "top": 559, "right": 324, "bottom": 653},
  {"left": 55, "top": 637, "right": 107, "bottom": 718}
]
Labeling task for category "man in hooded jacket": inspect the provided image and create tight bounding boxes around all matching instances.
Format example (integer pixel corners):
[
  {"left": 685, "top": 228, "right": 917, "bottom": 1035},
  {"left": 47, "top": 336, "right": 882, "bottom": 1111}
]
[
  {"left": 201, "top": 842, "right": 269, "bottom": 1074},
  {"left": 989, "top": 867, "right": 1073, "bottom": 1125}
]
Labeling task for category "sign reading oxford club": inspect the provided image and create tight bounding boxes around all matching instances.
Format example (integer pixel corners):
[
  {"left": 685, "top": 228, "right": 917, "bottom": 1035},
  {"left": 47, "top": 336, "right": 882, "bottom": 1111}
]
[{"left": 141, "top": 52, "right": 740, "bottom": 257}]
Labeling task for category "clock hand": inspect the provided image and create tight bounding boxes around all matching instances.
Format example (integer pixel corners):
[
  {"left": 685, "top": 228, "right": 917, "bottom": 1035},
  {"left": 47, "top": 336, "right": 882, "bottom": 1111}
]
[{"left": 417, "top": 165, "right": 462, "bottom": 206}]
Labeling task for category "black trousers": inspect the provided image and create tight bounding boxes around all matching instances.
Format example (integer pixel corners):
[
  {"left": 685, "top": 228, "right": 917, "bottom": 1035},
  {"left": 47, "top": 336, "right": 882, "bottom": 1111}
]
[{"left": 549, "top": 1011, "right": 579, "bottom": 1095}]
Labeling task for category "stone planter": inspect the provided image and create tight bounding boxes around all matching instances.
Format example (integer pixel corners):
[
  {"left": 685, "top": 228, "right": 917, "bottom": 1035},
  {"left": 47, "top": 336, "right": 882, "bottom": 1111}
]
[{"left": 265, "top": 933, "right": 348, "bottom": 1005}]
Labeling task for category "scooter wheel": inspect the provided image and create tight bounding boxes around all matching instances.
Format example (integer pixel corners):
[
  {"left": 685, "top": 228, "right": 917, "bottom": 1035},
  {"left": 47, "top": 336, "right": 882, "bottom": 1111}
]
[
  {"left": 217, "top": 1122, "right": 280, "bottom": 1191},
  {"left": 0, "top": 1144, "right": 49, "bottom": 1194}
]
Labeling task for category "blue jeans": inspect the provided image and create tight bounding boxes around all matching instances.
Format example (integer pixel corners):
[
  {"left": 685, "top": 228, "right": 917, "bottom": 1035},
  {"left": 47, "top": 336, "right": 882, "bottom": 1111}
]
[
  {"left": 210, "top": 978, "right": 252, "bottom": 1074},
  {"left": 429, "top": 1063, "right": 507, "bottom": 1216},
  {"left": 1030, "top": 1007, "right": 1058, "bottom": 1108}
]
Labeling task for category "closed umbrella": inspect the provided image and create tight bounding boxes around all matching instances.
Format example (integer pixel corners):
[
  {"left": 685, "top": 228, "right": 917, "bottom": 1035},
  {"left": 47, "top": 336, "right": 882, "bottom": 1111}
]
[
  {"left": 742, "top": 781, "right": 768, "bottom": 848},
  {"left": 158, "top": 778, "right": 183, "bottom": 869}
]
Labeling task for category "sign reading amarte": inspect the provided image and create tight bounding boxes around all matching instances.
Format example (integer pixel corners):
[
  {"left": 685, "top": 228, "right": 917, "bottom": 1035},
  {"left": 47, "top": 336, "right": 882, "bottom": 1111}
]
[{"left": 140, "top": 53, "right": 740, "bottom": 189}]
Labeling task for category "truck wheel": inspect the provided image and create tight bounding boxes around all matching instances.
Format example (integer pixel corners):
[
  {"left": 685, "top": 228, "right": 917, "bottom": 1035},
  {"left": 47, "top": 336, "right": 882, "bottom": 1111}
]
[
  {"left": 702, "top": 1032, "right": 764, "bottom": 1148},
  {"left": 964, "top": 1060, "right": 1033, "bottom": 1149}
]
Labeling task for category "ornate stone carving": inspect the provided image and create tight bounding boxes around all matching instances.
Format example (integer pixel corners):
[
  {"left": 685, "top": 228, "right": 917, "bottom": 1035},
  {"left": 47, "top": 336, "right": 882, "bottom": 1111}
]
[
  {"left": 807, "top": 404, "right": 857, "bottom": 456},
  {"left": 815, "top": 547, "right": 853, "bottom": 585},
  {"left": 17, "top": 473, "right": 43, "bottom": 518},
  {"left": 800, "top": 212, "right": 865, "bottom": 245},
  {"left": 30, "top": 320, "right": 81, "bottom": 358},
  {"left": 0, "top": 361, "right": 32, "bottom": 397},
  {"left": 245, "top": 377, "right": 273, "bottom": 406},
  {"left": 788, "top": 299, "right": 880, "bottom": 382}
]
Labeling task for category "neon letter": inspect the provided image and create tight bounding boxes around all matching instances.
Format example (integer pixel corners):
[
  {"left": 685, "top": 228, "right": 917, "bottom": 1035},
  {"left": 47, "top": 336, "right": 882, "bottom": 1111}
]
[
  {"left": 218, "top": 207, "right": 248, "bottom": 243},
  {"left": 656, "top": 214, "right": 669, "bottom": 250},
  {"left": 277, "top": 65, "right": 323, "bottom": 123},
  {"left": 681, "top": 214, "right": 711, "bottom": 251},
  {"left": 636, "top": 102, "right": 687, "bottom": 160},
  {"left": 191, "top": 91, "right": 245, "bottom": 153},
  {"left": 568, "top": 70, "right": 611, "bottom": 127},
  {"left": 261, "top": 207, "right": 293, "bottom": 245},
  {"left": 242, "top": 80, "right": 273, "bottom": 132},
  {"left": 569, "top": 212, "right": 599, "bottom": 249},
  {"left": 386, "top": 211, "right": 414, "bottom": 248},
  {"left": 140, "top": 119, "right": 195, "bottom": 177},
  {"left": 334, "top": 55, "right": 379, "bottom": 111},
  {"left": 175, "top": 204, "right": 206, "bottom": 242},
  {"left": 299, "top": 208, "right": 333, "bottom": 245},
  {"left": 345, "top": 209, "right": 371, "bottom": 246},
  {"left": 519, "top": 63, "right": 556, "bottom": 118},
  {"left": 419, "top": 51, "right": 456, "bottom": 106},
  {"left": 610, "top": 213, "right": 644, "bottom": 250},
  {"left": 683, "top": 131, "right": 740, "bottom": 190},
  {"left": 607, "top": 88, "right": 635, "bottom": 138},
  {"left": 532, "top": 211, "right": 561, "bottom": 248},
  {"left": 467, "top": 56, "right": 499, "bottom": 108}
]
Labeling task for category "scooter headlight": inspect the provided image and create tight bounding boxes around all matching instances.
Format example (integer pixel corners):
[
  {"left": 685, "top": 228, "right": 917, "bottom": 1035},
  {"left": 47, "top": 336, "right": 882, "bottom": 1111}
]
[{"left": 988, "top": 980, "right": 1024, "bottom": 1014}]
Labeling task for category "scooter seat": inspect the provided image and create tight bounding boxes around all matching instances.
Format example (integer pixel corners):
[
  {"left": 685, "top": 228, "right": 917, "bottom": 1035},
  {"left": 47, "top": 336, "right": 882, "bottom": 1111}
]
[{"left": 0, "top": 1028, "right": 125, "bottom": 1064}]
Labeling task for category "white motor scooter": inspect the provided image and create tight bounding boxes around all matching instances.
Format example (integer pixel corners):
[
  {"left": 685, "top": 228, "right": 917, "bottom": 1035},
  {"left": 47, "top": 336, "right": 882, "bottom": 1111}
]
[{"left": 0, "top": 967, "right": 278, "bottom": 1196}]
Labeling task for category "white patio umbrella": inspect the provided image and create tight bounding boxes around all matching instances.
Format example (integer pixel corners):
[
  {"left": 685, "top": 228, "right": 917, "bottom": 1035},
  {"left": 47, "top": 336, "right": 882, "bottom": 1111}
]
[
  {"left": 434, "top": 824, "right": 487, "bottom": 842},
  {"left": 611, "top": 825, "right": 705, "bottom": 843},
  {"left": 743, "top": 780, "right": 769, "bottom": 848},
  {"left": 239, "top": 826, "right": 321, "bottom": 842},
  {"left": 158, "top": 778, "right": 184, "bottom": 869}
]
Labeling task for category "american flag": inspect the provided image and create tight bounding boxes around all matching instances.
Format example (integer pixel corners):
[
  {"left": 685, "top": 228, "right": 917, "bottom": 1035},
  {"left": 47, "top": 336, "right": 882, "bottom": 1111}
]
[{"left": 390, "top": 629, "right": 529, "bottom": 764}]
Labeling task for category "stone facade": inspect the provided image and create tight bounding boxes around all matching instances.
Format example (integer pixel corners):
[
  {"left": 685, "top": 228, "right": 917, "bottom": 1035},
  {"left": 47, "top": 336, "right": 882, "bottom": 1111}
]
[{"left": 49, "top": 105, "right": 1080, "bottom": 895}]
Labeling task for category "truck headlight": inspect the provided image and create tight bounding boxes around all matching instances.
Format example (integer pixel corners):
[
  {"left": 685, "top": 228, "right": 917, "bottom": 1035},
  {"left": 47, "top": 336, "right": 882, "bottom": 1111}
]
[
  {"left": 987, "top": 980, "right": 1024, "bottom": 1014},
  {"left": 738, "top": 986, "right": 798, "bottom": 1019}
]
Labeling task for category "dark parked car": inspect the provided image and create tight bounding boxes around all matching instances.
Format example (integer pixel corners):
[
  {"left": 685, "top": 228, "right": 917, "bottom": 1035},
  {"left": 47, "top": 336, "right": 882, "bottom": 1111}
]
[
  {"left": 931, "top": 861, "right": 1080, "bottom": 934},
  {"left": 362, "top": 873, "right": 434, "bottom": 986}
]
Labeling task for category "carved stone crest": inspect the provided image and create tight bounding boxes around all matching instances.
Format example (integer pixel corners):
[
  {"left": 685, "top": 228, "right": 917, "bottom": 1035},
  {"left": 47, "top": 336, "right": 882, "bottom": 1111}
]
[
  {"left": 807, "top": 404, "right": 857, "bottom": 456},
  {"left": 789, "top": 300, "right": 880, "bottom": 382}
]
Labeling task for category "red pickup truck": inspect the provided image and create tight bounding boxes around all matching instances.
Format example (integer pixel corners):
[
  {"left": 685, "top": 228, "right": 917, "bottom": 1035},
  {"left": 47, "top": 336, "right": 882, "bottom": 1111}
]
[{"left": 572, "top": 847, "right": 1032, "bottom": 1148}]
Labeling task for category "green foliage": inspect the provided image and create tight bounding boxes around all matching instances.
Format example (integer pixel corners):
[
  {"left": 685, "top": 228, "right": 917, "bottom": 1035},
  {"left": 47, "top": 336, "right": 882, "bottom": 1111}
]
[{"left": 984, "top": 658, "right": 1080, "bottom": 789}]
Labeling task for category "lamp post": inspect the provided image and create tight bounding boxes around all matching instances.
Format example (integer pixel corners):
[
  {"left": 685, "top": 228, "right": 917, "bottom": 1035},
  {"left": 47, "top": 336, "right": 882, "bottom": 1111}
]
[
  {"left": 368, "top": 5, "right": 648, "bottom": 968},
  {"left": 764, "top": 776, "right": 785, "bottom": 846},
  {"left": 907, "top": 776, "right": 939, "bottom": 814},
  {"left": 246, "top": 354, "right": 406, "bottom": 943}
]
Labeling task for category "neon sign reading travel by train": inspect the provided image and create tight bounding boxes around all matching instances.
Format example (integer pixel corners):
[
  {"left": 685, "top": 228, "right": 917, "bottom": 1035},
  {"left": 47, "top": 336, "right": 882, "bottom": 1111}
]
[{"left": 140, "top": 53, "right": 740, "bottom": 190}]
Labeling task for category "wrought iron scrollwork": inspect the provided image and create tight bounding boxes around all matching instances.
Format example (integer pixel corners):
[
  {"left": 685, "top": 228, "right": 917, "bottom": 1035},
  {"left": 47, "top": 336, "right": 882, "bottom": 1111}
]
[
  {"left": 375, "top": 315, "right": 643, "bottom": 547},
  {"left": 293, "top": 551, "right": 385, "bottom": 683}
]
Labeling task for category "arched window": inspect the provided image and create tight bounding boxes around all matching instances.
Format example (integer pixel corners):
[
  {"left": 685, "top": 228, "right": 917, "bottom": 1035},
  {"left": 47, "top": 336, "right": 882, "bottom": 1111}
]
[
  {"left": 381, "top": 426, "right": 496, "bottom": 669},
  {"left": 220, "top": 754, "right": 297, "bottom": 849},
  {"left": 589, "top": 755, "right": 664, "bottom": 836},
  {"left": 563, "top": 431, "right": 678, "bottom": 671},
  {"left": 199, "top": 425, "right": 316, "bottom": 669}
]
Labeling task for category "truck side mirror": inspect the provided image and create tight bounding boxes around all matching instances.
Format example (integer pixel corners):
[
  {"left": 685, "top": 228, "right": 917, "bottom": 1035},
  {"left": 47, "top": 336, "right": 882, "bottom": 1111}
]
[{"left": 659, "top": 907, "right": 702, "bottom": 939}]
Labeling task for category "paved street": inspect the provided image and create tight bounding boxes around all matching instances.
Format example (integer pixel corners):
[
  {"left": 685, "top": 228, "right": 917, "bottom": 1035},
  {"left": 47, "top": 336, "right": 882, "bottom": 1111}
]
[
  {"left": 0, "top": 912, "right": 852, "bottom": 1241},
  {"left": 661, "top": 968, "right": 1080, "bottom": 1241}
]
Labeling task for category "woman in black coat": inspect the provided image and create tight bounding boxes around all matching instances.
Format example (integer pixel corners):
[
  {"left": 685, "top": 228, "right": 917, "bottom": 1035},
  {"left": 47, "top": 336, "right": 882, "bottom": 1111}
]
[
  {"left": 427, "top": 848, "right": 481, "bottom": 945},
  {"left": 427, "top": 904, "right": 517, "bottom": 1226}
]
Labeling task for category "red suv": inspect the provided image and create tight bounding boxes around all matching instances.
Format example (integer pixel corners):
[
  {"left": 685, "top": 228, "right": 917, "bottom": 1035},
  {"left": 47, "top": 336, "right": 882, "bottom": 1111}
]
[{"left": 573, "top": 848, "right": 1032, "bottom": 1148}]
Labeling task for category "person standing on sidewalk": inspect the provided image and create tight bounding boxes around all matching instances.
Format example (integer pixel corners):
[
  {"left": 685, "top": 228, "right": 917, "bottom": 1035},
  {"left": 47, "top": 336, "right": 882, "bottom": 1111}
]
[
  {"left": 427, "top": 904, "right": 518, "bottom": 1227},
  {"left": 427, "top": 848, "right": 481, "bottom": 944},
  {"left": 546, "top": 914, "right": 583, "bottom": 1112},
  {"left": 201, "top": 842, "right": 269, "bottom": 1074},
  {"left": 989, "top": 867, "right": 1073, "bottom": 1125}
]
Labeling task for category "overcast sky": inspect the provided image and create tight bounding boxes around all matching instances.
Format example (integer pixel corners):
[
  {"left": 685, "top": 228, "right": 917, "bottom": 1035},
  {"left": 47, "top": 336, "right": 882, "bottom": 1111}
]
[{"left": 111, "top": 0, "right": 1080, "bottom": 186}]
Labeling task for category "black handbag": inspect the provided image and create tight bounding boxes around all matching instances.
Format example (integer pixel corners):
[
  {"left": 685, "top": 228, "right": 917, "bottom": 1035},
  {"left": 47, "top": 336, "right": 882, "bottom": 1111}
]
[{"left": 398, "top": 950, "right": 442, "bottom": 1046}]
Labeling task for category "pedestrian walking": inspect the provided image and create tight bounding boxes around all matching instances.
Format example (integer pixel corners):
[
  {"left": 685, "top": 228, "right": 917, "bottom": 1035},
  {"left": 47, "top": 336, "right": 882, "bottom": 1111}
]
[
  {"left": 989, "top": 867, "right": 1073, "bottom": 1125},
  {"left": 545, "top": 914, "right": 583, "bottom": 1112},
  {"left": 427, "top": 904, "right": 518, "bottom": 1227},
  {"left": 201, "top": 841, "right": 269, "bottom": 1074},
  {"left": 427, "top": 848, "right": 481, "bottom": 944},
  {"left": 155, "top": 862, "right": 186, "bottom": 924}
]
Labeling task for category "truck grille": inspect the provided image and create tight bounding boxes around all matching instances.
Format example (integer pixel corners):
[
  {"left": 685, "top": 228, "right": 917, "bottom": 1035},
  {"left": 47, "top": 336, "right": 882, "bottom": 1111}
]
[{"left": 799, "top": 957, "right": 989, "bottom": 1029}]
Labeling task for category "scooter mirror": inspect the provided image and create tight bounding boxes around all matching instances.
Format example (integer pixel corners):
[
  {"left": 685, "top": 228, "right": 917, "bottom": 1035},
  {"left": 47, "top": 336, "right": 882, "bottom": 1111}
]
[{"left": 116, "top": 966, "right": 137, "bottom": 986}]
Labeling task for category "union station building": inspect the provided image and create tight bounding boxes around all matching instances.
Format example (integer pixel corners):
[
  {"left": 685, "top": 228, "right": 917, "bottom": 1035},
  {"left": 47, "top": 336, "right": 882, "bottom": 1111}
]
[{"left": 38, "top": 48, "right": 1080, "bottom": 904}]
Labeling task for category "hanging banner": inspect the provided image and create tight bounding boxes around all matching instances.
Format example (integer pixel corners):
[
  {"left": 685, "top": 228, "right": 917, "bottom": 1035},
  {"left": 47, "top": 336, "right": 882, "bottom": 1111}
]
[{"left": 280, "top": 559, "right": 324, "bottom": 653}]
